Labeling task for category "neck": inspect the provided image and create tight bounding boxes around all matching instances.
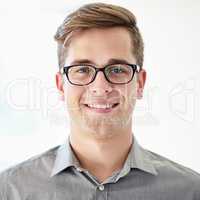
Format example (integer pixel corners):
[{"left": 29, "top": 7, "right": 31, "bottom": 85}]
[{"left": 69, "top": 126, "right": 133, "bottom": 182}]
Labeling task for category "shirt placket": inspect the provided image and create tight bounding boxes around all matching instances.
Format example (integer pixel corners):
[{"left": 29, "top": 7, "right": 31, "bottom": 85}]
[{"left": 95, "top": 184, "right": 108, "bottom": 200}]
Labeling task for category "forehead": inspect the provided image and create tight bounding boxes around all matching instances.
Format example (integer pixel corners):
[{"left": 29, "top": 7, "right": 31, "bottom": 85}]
[{"left": 64, "top": 27, "right": 136, "bottom": 65}]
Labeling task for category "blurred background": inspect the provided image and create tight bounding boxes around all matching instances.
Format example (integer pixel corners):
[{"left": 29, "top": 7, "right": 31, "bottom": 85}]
[{"left": 0, "top": 0, "right": 200, "bottom": 172}]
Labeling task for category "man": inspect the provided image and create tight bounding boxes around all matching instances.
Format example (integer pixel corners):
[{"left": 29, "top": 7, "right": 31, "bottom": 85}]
[{"left": 0, "top": 2, "right": 200, "bottom": 199}]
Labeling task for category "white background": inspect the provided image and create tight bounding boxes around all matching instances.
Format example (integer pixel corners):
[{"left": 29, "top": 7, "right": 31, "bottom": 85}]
[{"left": 0, "top": 0, "right": 200, "bottom": 172}]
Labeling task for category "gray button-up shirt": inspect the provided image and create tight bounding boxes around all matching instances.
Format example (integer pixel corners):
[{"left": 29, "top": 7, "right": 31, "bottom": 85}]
[{"left": 0, "top": 136, "right": 200, "bottom": 199}]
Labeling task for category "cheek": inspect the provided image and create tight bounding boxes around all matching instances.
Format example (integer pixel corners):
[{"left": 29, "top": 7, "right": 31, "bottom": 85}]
[
  {"left": 118, "top": 81, "right": 137, "bottom": 105},
  {"left": 63, "top": 85, "right": 84, "bottom": 109},
  {"left": 128, "top": 76, "right": 138, "bottom": 101}
]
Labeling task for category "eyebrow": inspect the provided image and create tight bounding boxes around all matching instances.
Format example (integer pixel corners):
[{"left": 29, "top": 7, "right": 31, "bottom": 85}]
[{"left": 69, "top": 58, "right": 131, "bottom": 66}]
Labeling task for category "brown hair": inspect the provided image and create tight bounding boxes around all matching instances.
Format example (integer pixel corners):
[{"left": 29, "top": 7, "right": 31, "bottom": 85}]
[{"left": 54, "top": 3, "right": 144, "bottom": 69}]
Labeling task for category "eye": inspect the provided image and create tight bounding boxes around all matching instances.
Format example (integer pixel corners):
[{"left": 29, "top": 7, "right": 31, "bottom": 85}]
[
  {"left": 76, "top": 66, "right": 91, "bottom": 73},
  {"left": 112, "top": 67, "right": 123, "bottom": 73},
  {"left": 110, "top": 65, "right": 127, "bottom": 74}
]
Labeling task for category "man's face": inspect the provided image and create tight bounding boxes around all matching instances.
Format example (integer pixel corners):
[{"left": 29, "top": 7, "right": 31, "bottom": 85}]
[{"left": 56, "top": 27, "right": 146, "bottom": 138}]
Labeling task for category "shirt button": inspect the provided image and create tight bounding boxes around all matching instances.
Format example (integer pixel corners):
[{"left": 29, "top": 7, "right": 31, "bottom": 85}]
[
  {"left": 98, "top": 185, "right": 104, "bottom": 191},
  {"left": 76, "top": 167, "right": 82, "bottom": 172}
]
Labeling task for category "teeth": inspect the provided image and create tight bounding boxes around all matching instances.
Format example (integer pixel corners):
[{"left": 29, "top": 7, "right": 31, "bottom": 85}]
[{"left": 87, "top": 104, "right": 113, "bottom": 109}]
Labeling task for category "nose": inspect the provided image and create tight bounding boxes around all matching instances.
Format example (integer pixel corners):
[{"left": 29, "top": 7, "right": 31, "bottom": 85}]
[{"left": 89, "top": 71, "right": 112, "bottom": 96}]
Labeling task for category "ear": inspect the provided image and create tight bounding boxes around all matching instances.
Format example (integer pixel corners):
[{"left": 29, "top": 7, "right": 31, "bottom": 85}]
[
  {"left": 136, "top": 69, "right": 146, "bottom": 99},
  {"left": 55, "top": 72, "right": 64, "bottom": 101}
]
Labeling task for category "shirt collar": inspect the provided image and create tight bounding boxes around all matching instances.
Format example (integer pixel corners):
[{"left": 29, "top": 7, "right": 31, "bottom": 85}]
[
  {"left": 128, "top": 136, "right": 158, "bottom": 175},
  {"left": 51, "top": 135, "right": 81, "bottom": 177},
  {"left": 51, "top": 135, "right": 158, "bottom": 177}
]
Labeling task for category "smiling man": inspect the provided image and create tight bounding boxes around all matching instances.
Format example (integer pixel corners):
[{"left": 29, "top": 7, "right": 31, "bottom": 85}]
[
  {"left": 55, "top": 26, "right": 144, "bottom": 183},
  {"left": 0, "top": 2, "right": 200, "bottom": 200}
]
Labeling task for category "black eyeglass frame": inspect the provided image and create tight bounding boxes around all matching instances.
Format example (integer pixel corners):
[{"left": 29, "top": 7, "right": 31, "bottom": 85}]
[{"left": 60, "top": 63, "right": 140, "bottom": 86}]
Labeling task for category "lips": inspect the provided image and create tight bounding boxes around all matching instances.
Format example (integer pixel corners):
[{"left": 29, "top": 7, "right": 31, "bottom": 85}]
[{"left": 86, "top": 103, "right": 118, "bottom": 109}]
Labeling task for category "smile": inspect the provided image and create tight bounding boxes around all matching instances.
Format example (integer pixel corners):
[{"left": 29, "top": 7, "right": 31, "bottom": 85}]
[{"left": 83, "top": 103, "right": 119, "bottom": 113}]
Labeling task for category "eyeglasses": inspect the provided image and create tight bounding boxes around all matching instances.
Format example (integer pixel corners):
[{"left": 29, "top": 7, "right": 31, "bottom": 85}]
[{"left": 60, "top": 63, "right": 140, "bottom": 86}]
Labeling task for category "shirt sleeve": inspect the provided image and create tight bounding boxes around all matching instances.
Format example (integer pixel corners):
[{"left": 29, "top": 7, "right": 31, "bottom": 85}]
[
  {"left": 194, "top": 172, "right": 200, "bottom": 200},
  {"left": 0, "top": 171, "right": 8, "bottom": 200},
  {"left": 194, "top": 185, "right": 200, "bottom": 200}
]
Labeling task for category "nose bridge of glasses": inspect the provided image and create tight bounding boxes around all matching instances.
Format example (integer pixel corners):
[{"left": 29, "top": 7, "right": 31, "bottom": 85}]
[
  {"left": 89, "top": 67, "right": 112, "bottom": 94},
  {"left": 94, "top": 67, "right": 109, "bottom": 82}
]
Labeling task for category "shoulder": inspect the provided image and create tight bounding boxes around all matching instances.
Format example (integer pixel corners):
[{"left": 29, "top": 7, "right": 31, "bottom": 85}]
[
  {"left": 146, "top": 149, "right": 200, "bottom": 177},
  {"left": 146, "top": 149, "right": 200, "bottom": 196},
  {"left": 0, "top": 145, "right": 59, "bottom": 197}
]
